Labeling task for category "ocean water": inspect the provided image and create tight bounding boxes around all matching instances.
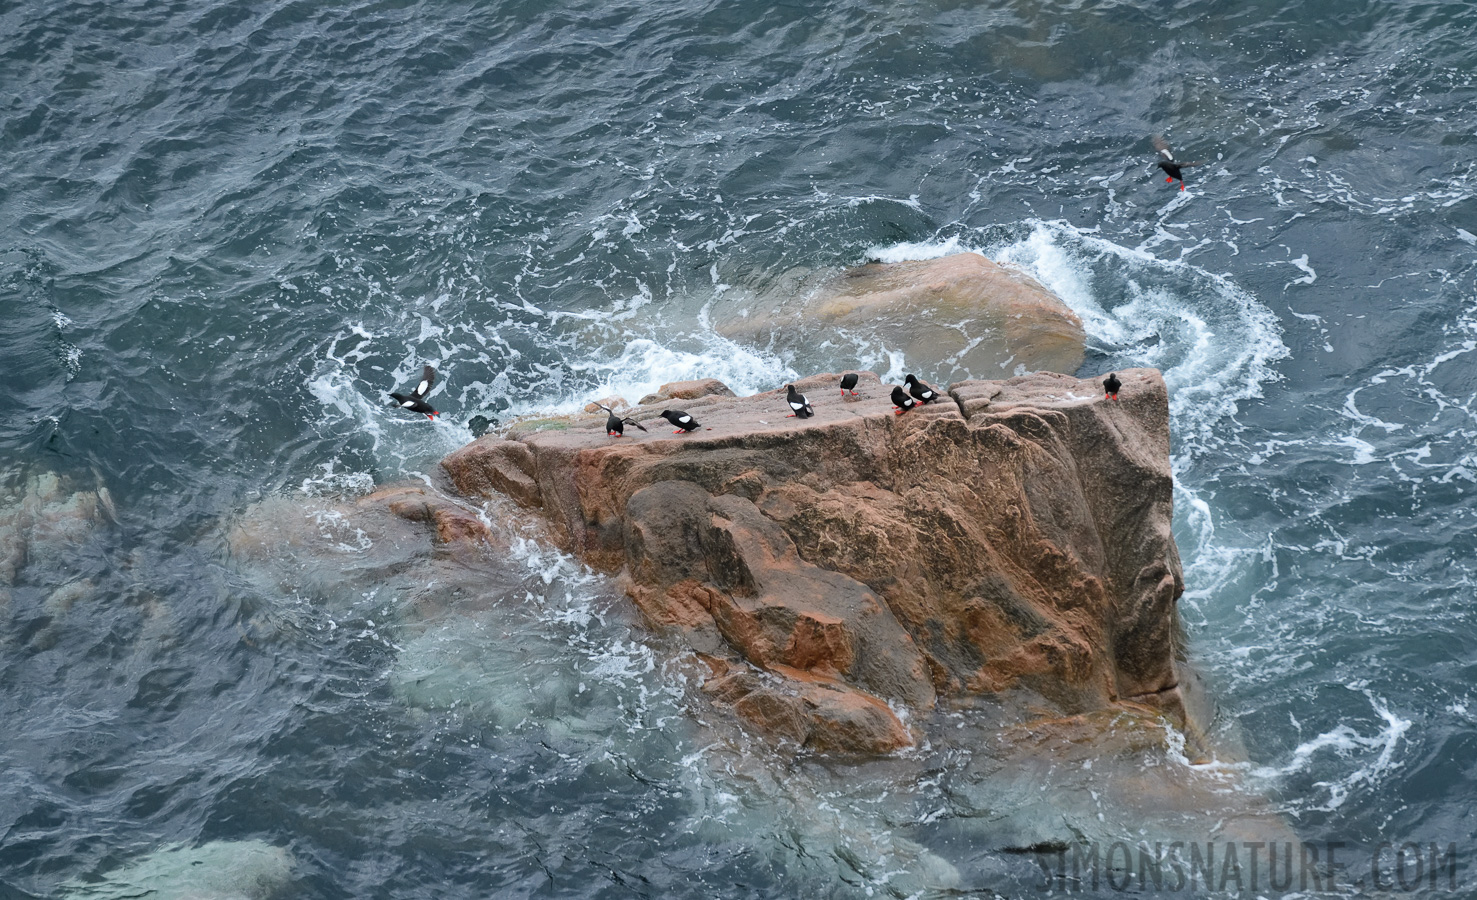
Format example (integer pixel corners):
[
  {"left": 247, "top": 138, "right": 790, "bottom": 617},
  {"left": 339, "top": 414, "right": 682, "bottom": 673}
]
[{"left": 3, "top": 0, "right": 1476, "bottom": 896}]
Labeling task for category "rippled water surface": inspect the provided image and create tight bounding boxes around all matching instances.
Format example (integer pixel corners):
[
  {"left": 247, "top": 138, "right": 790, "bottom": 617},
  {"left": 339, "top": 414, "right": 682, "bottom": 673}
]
[{"left": 4, "top": 0, "right": 1477, "bottom": 896}]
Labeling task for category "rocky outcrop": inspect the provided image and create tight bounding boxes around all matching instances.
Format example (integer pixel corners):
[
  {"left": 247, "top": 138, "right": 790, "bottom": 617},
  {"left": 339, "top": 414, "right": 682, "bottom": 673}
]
[
  {"left": 442, "top": 368, "right": 1185, "bottom": 754},
  {"left": 717, "top": 253, "right": 1086, "bottom": 380}
]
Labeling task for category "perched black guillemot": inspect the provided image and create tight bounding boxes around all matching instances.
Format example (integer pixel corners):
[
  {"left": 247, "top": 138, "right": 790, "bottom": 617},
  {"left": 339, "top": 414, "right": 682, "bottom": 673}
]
[
  {"left": 390, "top": 365, "right": 438, "bottom": 419},
  {"left": 905, "top": 374, "right": 939, "bottom": 404},
  {"left": 839, "top": 373, "right": 859, "bottom": 396},
  {"left": 597, "top": 404, "right": 647, "bottom": 437},
  {"left": 785, "top": 384, "right": 814, "bottom": 419},
  {"left": 1152, "top": 135, "right": 1204, "bottom": 191},
  {"left": 1103, "top": 372, "right": 1122, "bottom": 400},
  {"left": 659, "top": 409, "right": 700, "bottom": 433},
  {"left": 890, "top": 385, "right": 917, "bottom": 414}
]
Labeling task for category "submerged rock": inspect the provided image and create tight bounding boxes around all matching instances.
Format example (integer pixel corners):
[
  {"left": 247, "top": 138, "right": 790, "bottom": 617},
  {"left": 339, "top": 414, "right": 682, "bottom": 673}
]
[
  {"left": 225, "top": 484, "right": 513, "bottom": 619},
  {"left": 0, "top": 471, "right": 114, "bottom": 590},
  {"left": 717, "top": 252, "right": 1086, "bottom": 380},
  {"left": 0, "top": 470, "right": 115, "bottom": 639},
  {"left": 442, "top": 368, "right": 1188, "bottom": 754},
  {"left": 61, "top": 839, "right": 293, "bottom": 900}
]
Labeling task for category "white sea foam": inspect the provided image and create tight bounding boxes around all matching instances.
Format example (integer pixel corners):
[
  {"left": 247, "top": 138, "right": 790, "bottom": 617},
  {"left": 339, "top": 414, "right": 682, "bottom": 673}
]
[
  {"left": 862, "top": 221, "right": 1289, "bottom": 483},
  {"left": 866, "top": 235, "right": 974, "bottom": 263},
  {"left": 551, "top": 332, "right": 795, "bottom": 415},
  {"left": 1249, "top": 690, "right": 1411, "bottom": 812}
]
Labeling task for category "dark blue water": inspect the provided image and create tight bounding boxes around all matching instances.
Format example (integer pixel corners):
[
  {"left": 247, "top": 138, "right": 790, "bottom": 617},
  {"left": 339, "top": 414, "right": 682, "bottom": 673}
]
[{"left": 4, "top": 0, "right": 1477, "bottom": 896}]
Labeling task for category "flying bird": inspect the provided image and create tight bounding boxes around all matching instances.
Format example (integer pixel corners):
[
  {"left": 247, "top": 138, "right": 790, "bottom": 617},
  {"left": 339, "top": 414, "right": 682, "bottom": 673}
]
[
  {"left": 905, "top": 374, "right": 939, "bottom": 404},
  {"left": 1152, "top": 135, "right": 1204, "bottom": 191},
  {"left": 890, "top": 385, "right": 917, "bottom": 414},
  {"left": 1103, "top": 372, "right": 1122, "bottom": 400},
  {"left": 597, "top": 404, "right": 647, "bottom": 437},
  {"left": 839, "top": 373, "right": 859, "bottom": 396},
  {"left": 785, "top": 384, "right": 814, "bottom": 419},
  {"left": 390, "top": 365, "right": 438, "bottom": 419},
  {"left": 659, "top": 409, "right": 700, "bottom": 433}
]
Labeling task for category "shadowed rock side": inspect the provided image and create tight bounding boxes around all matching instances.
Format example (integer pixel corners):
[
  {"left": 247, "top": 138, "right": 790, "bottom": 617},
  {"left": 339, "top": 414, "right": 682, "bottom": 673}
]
[{"left": 442, "top": 369, "right": 1185, "bottom": 754}]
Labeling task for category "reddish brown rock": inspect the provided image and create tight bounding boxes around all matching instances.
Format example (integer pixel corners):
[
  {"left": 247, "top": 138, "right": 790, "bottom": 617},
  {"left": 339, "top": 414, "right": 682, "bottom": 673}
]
[
  {"left": 441, "top": 368, "right": 1186, "bottom": 753},
  {"left": 717, "top": 253, "right": 1086, "bottom": 380},
  {"left": 637, "top": 378, "right": 737, "bottom": 406}
]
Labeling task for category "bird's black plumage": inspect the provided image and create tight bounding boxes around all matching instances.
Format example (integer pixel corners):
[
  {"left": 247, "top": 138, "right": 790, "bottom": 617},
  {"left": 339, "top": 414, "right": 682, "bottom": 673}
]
[
  {"left": 598, "top": 405, "right": 648, "bottom": 437},
  {"left": 1152, "top": 135, "right": 1203, "bottom": 190},
  {"left": 659, "top": 409, "right": 700, "bottom": 433},
  {"left": 1103, "top": 372, "right": 1122, "bottom": 400},
  {"left": 904, "top": 374, "right": 939, "bottom": 404},
  {"left": 786, "top": 384, "right": 814, "bottom": 419},
  {"left": 839, "top": 373, "right": 859, "bottom": 396},
  {"left": 890, "top": 385, "right": 917, "bottom": 414},
  {"left": 390, "top": 365, "right": 438, "bottom": 419}
]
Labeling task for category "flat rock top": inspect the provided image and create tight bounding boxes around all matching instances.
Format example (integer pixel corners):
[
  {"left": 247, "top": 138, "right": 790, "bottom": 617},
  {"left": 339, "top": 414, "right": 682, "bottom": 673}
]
[{"left": 514, "top": 369, "right": 1158, "bottom": 452}]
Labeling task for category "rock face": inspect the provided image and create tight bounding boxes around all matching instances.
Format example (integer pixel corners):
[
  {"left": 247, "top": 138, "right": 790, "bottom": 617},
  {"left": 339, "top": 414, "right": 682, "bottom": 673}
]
[
  {"left": 442, "top": 368, "right": 1185, "bottom": 754},
  {"left": 717, "top": 253, "right": 1086, "bottom": 380}
]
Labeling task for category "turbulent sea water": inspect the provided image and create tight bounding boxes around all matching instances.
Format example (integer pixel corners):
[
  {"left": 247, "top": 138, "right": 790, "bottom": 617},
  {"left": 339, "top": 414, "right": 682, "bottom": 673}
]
[{"left": 4, "top": 0, "right": 1477, "bottom": 897}]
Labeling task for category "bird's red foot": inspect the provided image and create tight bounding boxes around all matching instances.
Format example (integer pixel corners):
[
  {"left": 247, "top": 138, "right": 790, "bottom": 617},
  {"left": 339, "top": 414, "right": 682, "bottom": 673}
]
[{"left": 1166, "top": 177, "right": 1173, "bottom": 182}]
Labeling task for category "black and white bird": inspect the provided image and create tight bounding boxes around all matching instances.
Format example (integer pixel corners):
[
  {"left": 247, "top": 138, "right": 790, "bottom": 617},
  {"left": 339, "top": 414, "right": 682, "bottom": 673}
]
[
  {"left": 598, "top": 405, "right": 648, "bottom": 437},
  {"left": 390, "top": 365, "right": 438, "bottom": 419},
  {"left": 890, "top": 385, "right": 917, "bottom": 414},
  {"left": 1103, "top": 372, "right": 1122, "bottom": 400},
  {"left": 839, "top": 373, "right": 859, "bottom": 397},
  {"left": 785, "top": 384, "right": 814, "bottom": 419},
  {"left": 1152, "top": 135, "right": 1204, "bottom": 191},
  {"left": 905, "top": 374, "right": 939, "bottom": 404},
  {"left": 659, "top": 409, "right": 700, "bottom": 433}
]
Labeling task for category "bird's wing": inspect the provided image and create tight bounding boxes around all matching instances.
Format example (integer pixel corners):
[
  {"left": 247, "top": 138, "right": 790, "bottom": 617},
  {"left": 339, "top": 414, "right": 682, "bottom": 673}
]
[
  {"left": 623, "top": 418, "right": 648, "bottom": 432},
  {"left": 1152, "top": 134, "right": 1174, "bottom": 160},
  {"left": 413, "top": 365, "right": 437, "bottom": 399}
]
